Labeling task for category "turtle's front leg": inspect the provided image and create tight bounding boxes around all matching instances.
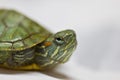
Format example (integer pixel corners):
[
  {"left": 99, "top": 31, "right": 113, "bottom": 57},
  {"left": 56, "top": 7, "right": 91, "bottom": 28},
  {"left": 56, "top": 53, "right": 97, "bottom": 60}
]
[
  {"left": 0, "top": 51, "right": 9, "bottom": 64},
  {"left": 7, "top": 48, "right": 35, "bottom": 67}
]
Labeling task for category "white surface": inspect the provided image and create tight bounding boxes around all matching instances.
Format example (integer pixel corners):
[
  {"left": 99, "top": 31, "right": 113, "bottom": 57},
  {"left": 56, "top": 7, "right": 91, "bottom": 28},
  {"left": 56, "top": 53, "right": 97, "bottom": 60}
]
[{"left": 0, "top": 0, "right": 120, "bottom": 80}]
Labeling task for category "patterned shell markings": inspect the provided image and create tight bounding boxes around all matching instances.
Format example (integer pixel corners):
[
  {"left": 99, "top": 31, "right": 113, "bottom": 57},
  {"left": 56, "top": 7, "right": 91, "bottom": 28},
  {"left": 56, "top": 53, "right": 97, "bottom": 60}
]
[{"left": 0, "top": 10, "right": 51, "bottom": 51}]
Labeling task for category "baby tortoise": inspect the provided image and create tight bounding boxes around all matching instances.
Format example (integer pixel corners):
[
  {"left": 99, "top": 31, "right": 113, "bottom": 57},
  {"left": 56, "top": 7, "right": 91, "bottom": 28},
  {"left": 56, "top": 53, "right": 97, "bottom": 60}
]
[{"left": 0, "top": 9, "right": 77, "bottom": 70}]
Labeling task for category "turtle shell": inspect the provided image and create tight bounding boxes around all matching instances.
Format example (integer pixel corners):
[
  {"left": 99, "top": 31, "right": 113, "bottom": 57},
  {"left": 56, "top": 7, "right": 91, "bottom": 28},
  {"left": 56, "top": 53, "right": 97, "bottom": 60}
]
[{"left": 0, "top": 9, "right": 51, "bottom": 51}]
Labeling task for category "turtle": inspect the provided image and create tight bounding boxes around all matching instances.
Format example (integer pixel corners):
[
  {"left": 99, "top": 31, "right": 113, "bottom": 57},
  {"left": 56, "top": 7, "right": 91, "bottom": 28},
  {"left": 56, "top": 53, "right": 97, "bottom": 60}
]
[{"left": 0, "top": 9, "right": 77, "bottom": 70}]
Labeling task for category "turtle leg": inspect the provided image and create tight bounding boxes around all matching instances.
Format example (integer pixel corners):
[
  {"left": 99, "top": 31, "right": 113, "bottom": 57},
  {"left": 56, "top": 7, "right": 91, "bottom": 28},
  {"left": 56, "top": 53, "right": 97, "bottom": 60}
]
[
  {"left": 7, "top": 48, "right": 35, "bottom": 67},
  {"left": 0, "top": 51, "right": 9, "bottom": 64}
]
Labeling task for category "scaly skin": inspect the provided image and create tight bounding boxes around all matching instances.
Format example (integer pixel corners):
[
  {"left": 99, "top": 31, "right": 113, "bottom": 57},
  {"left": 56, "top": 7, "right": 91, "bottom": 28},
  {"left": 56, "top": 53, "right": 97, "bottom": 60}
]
[{"left": 0, "top": 9, "right": 77, "bottom": 70}]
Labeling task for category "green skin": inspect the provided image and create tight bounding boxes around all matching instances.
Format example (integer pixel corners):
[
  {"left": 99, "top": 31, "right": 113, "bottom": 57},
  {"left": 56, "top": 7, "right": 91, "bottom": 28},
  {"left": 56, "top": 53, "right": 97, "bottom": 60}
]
[
  {"left": 0, "top": 9, "right": 77, "bottom": 69},
  {"left": 35, "top": 30, "right": 77, "bottom": 68}
]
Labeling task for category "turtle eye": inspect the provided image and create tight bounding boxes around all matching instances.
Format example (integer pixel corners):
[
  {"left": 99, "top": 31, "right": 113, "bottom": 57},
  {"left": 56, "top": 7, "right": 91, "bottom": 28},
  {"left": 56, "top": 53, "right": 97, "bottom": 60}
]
[{"left": 55, "top": 37, "right": 64, "bottom": 44}]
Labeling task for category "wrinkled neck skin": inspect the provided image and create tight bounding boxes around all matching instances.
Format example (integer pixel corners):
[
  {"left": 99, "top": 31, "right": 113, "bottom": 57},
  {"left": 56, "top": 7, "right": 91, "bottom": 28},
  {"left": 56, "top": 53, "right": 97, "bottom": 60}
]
[
  {"left": 35, "top": 35, "right": 60, "bottom": 62},
  {"left": 34, "top": 35, "right": 61, "bottom": 68}
]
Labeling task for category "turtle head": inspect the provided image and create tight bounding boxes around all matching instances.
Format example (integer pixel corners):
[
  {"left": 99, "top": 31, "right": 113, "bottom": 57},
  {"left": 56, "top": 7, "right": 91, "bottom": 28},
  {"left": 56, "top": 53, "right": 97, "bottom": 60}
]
[{"left": 45, "top": 29, "right": 77, "bottom": 63}]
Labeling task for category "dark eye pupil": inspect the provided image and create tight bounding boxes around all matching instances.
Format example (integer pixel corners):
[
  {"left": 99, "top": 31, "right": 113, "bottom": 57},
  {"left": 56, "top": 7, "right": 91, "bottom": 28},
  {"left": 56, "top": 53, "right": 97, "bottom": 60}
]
[
  {"left": 56, "top": 38, "right": 62, "bottom": 41},
  {"left": 55, "top": 37, "right": 64, "bottom": 44}
]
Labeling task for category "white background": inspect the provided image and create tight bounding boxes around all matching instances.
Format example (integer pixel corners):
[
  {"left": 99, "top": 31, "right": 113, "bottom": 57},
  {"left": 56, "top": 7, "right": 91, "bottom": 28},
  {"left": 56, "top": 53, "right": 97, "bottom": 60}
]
[{"left": 0, "top": 0, "right": 120, "bottom": 80}]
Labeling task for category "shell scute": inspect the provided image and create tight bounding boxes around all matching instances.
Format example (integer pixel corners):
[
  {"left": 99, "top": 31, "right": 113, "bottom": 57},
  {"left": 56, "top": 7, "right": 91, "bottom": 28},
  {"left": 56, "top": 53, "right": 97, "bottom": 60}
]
[{"left": 0, "top": 9, "right": 51, "bottom": 51}]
